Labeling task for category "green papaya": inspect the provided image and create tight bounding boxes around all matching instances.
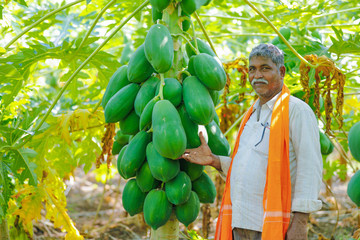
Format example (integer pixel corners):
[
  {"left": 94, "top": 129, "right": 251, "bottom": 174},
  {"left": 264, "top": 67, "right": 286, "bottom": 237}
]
[
  {"left": 114, "top": 130, "right": 131, "bottom": 145},
  {"left": 146, "top": 142, "right": 180, "bottom": 182},
  {"left": 183, "top": 76, "right": 215, "bottom": 125},
  {"left": 134, "top": 76, "right": 160, "bottom": 116},
  {"left": 152, "top": 100, "right": 187, "bottom": 159},
  {"left": 139, "top": 97, "right": 160, "bottom": 131},
  {"left": 112, "top": 141, "right": 123, "bottom": 155},
  {"left": 181, "top": 0, "right": 208, "bottom": 15},
  {"left": 122, "top": 179, "right": 147, "bottom": 216},
  {"left": 116, "top": 145, "right": 128, "bottom": 179},
  {"left": 178, "top": 105, "right": 200, "bottom": 148},
  {"left": 205, "top": 120, "right": 231, "bottom": 156},
  {"left": 319, "top": 131, "right": 333, "bottom": 155},
  {"left": 213, "top": 112, "right": 220, "bottom": 126},
  {"left": 188, "top": 55, "right": 196, "bottom": 76},
  {"left": 102, "top": 65, "right": 130, "bottom": 109},
  {"left": 209, "top": 89, "right": 222, "bottom": 106},
  {"left": 180, "top": 159, "right": 204, "bottom": 181},
  {"left": 165, "top": 171, "right": 192, "bottom": 205},
  {"left": 127, "top": 44, "right": 154, "bottom": 83},
  {"left": 152, "top": 6, "right": 162, "bottom": 23},
  {"left": 191, "top": 53, "right": 226, "bottom": 91},
  {"left": 175, "top": 191, "right": 200, "bottom": 227},
  {"left": 192, "top": 172, "right": 216, "bottom": 203},
  {"left": 182, "top": 11, "right": 191, "bottom": 31},
  {"left": 104, "top": 83, "right": 140, "bottom": 123},
  {"left": 155, "top": 78, "right": 182, "bottom": 107},
  {"left": 119, "top": 110, "right": 139, "bottom": 135},
  {"left": 347, "top": 170, "right": 360, "bottom": 206},
  {"left": 144, "top": 189, "right": 173, "bottom": 230},
  {"left": 145, "top": 24, "right": 174, "bottom": 73},
  {"left": 119, "top": 131, "right": 151, "bottom": 179},
  {"left": 119, "top": 42, "right": 132, "bottom": 65},
  {"left": 185, "top": 38, "right": 216, "bottom": 58},
  {"left": 150, "top": 0, "right": 171, "bottom": 12},
  {"left": 136, "top": 161, "right": 160, "bottom": 192},
  {"left": 348, "top": 122, "right": 360, "bottom": 162}
]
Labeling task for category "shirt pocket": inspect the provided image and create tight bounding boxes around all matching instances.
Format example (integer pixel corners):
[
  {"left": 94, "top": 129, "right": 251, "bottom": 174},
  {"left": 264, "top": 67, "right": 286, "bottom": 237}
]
[{"left": 252, "top": 123, "right": 270, "bottom": 156}]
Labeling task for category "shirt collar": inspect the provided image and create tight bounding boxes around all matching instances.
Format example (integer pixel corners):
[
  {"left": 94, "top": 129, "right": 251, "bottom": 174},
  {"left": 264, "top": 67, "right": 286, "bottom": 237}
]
[{"left": 253, "top": 90, "right": 282, "bottom": 111}]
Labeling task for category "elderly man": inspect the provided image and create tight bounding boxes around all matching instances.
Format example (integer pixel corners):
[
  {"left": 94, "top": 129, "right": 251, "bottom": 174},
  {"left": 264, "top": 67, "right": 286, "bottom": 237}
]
[{"left": 181, "top": 44, "right": 323, "bottom": 240}]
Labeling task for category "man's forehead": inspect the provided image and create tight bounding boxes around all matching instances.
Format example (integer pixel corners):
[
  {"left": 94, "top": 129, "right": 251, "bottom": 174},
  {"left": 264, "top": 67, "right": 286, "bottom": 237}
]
[{"left": 249, "top": 56, "right": 275, "bottom": 66}]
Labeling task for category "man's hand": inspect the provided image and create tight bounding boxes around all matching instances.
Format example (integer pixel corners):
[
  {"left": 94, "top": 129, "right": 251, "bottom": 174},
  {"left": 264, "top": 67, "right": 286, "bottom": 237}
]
[
  {"left": 285, "top": 212, "right": 309, "bottom": 240},
  {"left": 180, "top": 132, "right": 222, "bottom": 170}
]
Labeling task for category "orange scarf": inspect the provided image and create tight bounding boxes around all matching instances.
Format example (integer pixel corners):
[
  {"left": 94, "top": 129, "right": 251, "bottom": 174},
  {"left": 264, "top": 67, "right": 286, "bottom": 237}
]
[{"left": 215, "top": 85, "right": 291, "bottom": 240}]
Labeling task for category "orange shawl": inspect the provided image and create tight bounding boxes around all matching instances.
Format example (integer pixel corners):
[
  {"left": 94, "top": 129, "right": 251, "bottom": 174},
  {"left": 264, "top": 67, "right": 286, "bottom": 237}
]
[{"left": 215, "top": 84, "right": 291, "bottom": 240}]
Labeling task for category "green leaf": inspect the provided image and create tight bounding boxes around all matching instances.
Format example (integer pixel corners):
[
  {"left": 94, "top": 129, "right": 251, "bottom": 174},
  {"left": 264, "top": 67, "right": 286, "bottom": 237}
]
[
  {"left": 308, "top": 67, "right": 316, "bottom": 87},
  {"left": 0, "top": 64, "right": 24, "bottom": 108},
  {"left": 11, "top": 148, "right": 38, "bottom": 186},
  {"left": 0, "top": 5, "right": 4, "bottom": 19},
  {"left": 14, "top": 0, "right": 28, "bottom": 7}
]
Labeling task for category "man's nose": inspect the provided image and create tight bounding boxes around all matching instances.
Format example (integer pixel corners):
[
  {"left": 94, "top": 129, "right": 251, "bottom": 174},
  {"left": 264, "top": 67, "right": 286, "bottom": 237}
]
[{"left": 254, "top": 69, "right": 263, "bottom": 79}]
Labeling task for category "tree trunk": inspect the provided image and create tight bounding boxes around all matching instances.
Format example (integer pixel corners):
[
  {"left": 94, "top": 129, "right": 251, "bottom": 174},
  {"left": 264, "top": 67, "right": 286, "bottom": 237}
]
[
  {"left": 0, "top": 219, "right": 10, "bottom": 240},
  {"left": 151, "top": 213, "right": 179, "bottom": 240}
]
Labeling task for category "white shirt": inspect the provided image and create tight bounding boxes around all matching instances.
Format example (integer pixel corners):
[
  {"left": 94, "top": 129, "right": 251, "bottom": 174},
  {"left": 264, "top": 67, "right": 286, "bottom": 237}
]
[{"left": 219, "top": 93, "right": 323, "bottom": 232}]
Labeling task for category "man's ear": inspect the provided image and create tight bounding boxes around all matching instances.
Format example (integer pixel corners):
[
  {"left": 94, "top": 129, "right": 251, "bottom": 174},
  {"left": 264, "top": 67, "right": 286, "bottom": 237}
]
[{"left": 279, "top": 65, "right": 286, "bottom": 79}]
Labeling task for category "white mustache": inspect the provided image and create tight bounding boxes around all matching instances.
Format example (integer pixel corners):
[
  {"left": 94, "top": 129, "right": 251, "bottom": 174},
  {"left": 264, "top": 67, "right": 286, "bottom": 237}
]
[{"left": 251, "top": 78, "right": 268, "bottom": 85}]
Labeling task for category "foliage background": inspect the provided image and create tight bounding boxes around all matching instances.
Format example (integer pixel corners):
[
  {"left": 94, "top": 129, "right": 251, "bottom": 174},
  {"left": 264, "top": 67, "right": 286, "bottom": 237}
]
[{"left": 0, "top": 0, "right": 359, "bottom": 239}]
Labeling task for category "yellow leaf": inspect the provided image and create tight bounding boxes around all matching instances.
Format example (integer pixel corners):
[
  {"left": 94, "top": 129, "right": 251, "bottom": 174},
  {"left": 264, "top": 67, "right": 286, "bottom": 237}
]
[
  {"left": 58, "top": 112, "right": 73, "bottom": 145},
  {"left": 74, "top": 109, "right": 91, "bottom": 130},
  {"left": 0, "top": 47, "right": 6, "bottom": 54}
]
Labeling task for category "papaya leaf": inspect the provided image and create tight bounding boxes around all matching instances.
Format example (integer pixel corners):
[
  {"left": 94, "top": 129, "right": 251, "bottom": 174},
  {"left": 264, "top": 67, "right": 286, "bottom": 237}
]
[
  {"left": 0, "top": 161, "right": 14, "bottom": 218},
  {"left": 0, "top": 64, "right": 24, "bottom": 108},
  {"left": 308, "top": 67, "right": 316, "bottom": 87},
  {"left": 328, "top": 29, "right": 360, "bottom": 56},
  {"left": 10, "top": 148, "right": 38, "bottom": 186}
]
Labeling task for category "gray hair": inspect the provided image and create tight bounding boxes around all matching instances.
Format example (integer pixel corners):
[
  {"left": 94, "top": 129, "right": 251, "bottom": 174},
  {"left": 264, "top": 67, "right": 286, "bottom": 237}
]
[{"left": 249, "top": 44, "right": 284, "bottom": 68}]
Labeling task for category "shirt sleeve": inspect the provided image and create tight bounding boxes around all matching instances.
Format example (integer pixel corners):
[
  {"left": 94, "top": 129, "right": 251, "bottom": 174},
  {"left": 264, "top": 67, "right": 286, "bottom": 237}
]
[
  {"left": 219, "top": 155, "right": 231, "bottom": 178},
  {"left": 289, "top": 103, "right": 323, "bottom": 213}
]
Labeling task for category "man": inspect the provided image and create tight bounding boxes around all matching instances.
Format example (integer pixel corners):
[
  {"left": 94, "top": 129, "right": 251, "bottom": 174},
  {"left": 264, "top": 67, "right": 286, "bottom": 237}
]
[{"left": 181, "top": 44, "right": 323, "bottom": 240}]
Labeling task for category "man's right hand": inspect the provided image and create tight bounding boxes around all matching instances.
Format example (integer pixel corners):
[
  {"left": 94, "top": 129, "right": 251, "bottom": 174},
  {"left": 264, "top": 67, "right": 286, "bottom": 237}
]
[{"left": 180, "top": 131, "right": 222, "bottom": 170}]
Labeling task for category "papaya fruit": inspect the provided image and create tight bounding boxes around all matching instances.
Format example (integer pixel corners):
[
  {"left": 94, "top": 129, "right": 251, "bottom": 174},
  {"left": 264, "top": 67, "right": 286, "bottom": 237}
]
[
  {"left": 213, "top": 112, "right": 220, "bottom": 126},
  {"left": 192, "top": 172, "right": 216, "bottom": 203},
  {"left": 152, "top": 100, "right": 187, "bottom": 159},
  {"left": 122, "top": 179, "right": 147, "bottom": 216},
  {"left": 348, "top": 122, "right": 360, "bottom": 162},
  {"left": 150, "top": 0, "right": 171, "bottom": 12},
  {"left": 146, "top": 142, "right": 180, "bottom": 182},
  {"left": 347, "top": 170, "right": 360, "bottom": 206},
  {"left": 205, "top": 120, "right": 231, "bottom": 156},
  {"left": 180, "top": 159, "right": 204, "bottom": 181},
  {"left": 319, "top": 131, "right": 333, "bottom": 155},
  {"left": 209, "top": 89, "right": 222, "bottom": 106},
  {"left": 183, "top": 76, "right": 215, "bottom": 125},
  {"left": 127, "top": 44, "right": 154, "bottom": 83},
  {"left": 175, "top": 191, "right": 200, "bottom": 227},
  {"left": 145, "top": 24, "right": 174, "bottom": 73},
  {"left": 185, "top": 38, "right": 216, "bottom": 58},
  {"left": 119, "top": 131, "right": 151, "bottom": 179},
  {"left": 144, "top": 189, "right": 173, "bottom": 230},
  {"left": 181, "top": 0, "right": 208, "bottom": 15},
  {"left": 119, "top": 110, "right": 139, "bottom": 135},
  {"left": 165, "top": 171, "right": 192, "bottom": 205},
  {"left": 152, "top": 6, "right": 162, "bottom": 23},
  {"left": 112, "top": 141, "right": 123, "bottom": 155},
  {"left": 134, "top": 76, "right": 160, "bottom": 116},
  {"left": 104, "top": 83, "right": 140, "bottom": 123},
  {"left": 114, "top": 130, "right": 131, "bottom": 145},
  {"left": 155, "top": 78, "right": 182, "bottom": 107},
  {"left": 136, "top": 160, "right": 160, "bottom": 192},
  {"left": 178, "top": 105, "right": 201, "bottom": 148},
  {"left": 116, "top": 145, "right": 128, "bottom": 179},
  {"left": 191, "top": 53, "right": 226, "bottom": 91},
  {"left": 181, "top": 11, "right": 190, "bottom": 32},
  {"left": 139, "top": 97, "right": 160, "bottom": 131},
  {"left": 101, "top": 65, "right": 130, "bottom": 109}
]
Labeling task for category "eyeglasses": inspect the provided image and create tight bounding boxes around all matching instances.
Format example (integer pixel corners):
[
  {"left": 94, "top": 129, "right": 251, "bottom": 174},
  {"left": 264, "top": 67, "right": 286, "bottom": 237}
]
[{"left": 255, "top": 122, "right": 270, "bottom": 147}]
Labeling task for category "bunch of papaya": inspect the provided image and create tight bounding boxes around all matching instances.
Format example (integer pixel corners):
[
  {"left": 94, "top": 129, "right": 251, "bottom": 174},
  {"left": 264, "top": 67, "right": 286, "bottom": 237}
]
[{"left": 102, "top": 0, "right": 228, "bottom": 230}]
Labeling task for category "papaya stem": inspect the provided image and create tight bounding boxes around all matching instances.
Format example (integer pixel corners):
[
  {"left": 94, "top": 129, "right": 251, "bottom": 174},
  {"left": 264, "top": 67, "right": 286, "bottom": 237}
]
[
  {"left": 171, "top": 33, "right": 198, "bottom": 54},
  {"left": 91, "top": 99, "right": 102, "bottom": 115},
  {"left": 147, "top": 126, "right": 153, "bottom": 133},
  {"left": 193, "top": 11, "right": 218, "bottom": 58},
  {"left": 14, "top": 0, "right": 151, "bottom": 149},
  {"left": 4, "top": 0, "right": 85, "bottom": 49},
  {"left": 159, "top": 74, "right": 165, "bottom": 100},
  {"left": 180, "top": 70, "right": 191, "bottom": 77},
  {"left": 224, "top": 112, "right": 246, "bottom": 137},
  {"left": 243, "top": 0, "right": 318, "bottom": 69},
  {"left": 75, "top": 0, "right": 117, "bottom": 54},
  {"left": 188, "top": 16, "right": 199, "bottom": 52}
]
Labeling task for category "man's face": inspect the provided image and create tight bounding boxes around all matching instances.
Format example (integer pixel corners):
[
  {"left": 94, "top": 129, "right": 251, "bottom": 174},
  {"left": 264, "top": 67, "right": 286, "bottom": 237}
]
[{"left": 248, "top": 56, "right": 285, "bottom": 103}]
